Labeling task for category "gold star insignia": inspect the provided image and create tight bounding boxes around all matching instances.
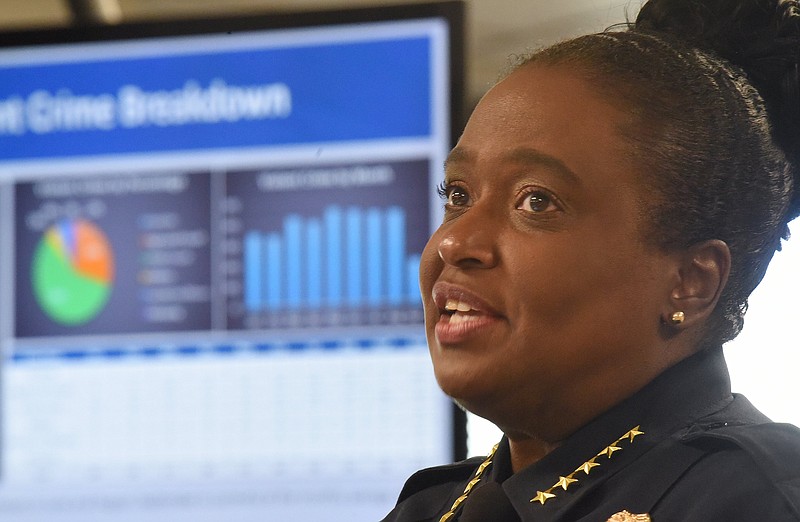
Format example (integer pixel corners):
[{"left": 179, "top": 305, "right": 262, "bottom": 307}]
[
  {"left": 527, "top": 426, "right": 644, "bottom": 512},
  {"left": 530, "top": 490, "right": 556, "bottom": 504},
  {"left": 626, "top": 427, "right": 645, "bottom": 442},
  {"left": 599, "top": 444, "right": 622, "bottom": 458},
  {"left": 555, "top": 475, "right": 578, "bottom": 490},
  {"left": 577, "top": 459, "right": 600, "bottom": 475}
]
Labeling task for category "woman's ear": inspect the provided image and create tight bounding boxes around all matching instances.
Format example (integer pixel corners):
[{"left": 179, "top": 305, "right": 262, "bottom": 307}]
[{"left": 665, "top": 239, "right": 731, "bottom": 328}]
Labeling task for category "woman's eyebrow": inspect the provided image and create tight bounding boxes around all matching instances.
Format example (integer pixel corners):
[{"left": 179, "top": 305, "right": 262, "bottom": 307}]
[
  {"left": 503, "top": 147, "right": 581, "bottom": 186},
  {"left": 444, "top": 146, "right": 580, "bottom": 186},
  {"left": 443, "top": 146, "right": 471, "bottom": 171}
]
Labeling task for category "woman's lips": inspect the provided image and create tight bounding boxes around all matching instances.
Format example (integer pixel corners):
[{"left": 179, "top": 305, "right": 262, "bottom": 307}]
[
  {"left": 431, "top": 282, "right": 503, "bottom": 345},
  {"left": 434, "top": 312, "right": 502, "bottom": 345}
]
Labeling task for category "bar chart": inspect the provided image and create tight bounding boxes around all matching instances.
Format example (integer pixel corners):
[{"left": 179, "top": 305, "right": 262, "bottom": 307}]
[
  {"left": 225, "top": 160, "right": 431, "bottom": 329},
  {"left": 244, "top": 205, "right": 421, "bottom": 312}
]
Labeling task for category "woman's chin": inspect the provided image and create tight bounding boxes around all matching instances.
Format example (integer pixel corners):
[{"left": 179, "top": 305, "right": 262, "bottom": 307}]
[
  {"left": 433, "top": 363, "right": 477, "bottom": 397},
  {"left": 433, "top": 367, "right": 501, "bottom": 416}
]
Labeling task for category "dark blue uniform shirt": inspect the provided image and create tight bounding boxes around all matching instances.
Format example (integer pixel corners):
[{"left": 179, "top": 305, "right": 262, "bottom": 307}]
[{"left": 382, "top": 347, "right": 800, "bottom": 521}]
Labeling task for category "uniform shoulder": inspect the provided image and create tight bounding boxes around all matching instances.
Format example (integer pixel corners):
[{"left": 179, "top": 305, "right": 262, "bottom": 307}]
[
  {"left": 396, "top": 456, "right": 485, "bottom": 503},
  {"left": 380, "top": 457, "right": 486, "bottom": 522},
  {"left": 684, "top": 393, "right": 800, "bottom": 479},
  {"left": 674, "top": 419, "right": 800, "bottom": 520},
  {"left": 687, "top": 420, "right": 800, "bottom": 481}
]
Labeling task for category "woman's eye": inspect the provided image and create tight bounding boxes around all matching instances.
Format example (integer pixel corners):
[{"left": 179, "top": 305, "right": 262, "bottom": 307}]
[
  {"left": 448, "top": 187, "right": 470, "bottom": 206},
  {"left": 518, "top": 190, "right": 558, "bottom": 213},
  {"left": 437, "top": 182, "right": 470, "bottom": 207}
]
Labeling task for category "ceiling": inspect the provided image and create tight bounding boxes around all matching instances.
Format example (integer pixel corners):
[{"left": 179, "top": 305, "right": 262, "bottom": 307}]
[{"left": 0, "top": 0, "right": 639, "bottom": 105}]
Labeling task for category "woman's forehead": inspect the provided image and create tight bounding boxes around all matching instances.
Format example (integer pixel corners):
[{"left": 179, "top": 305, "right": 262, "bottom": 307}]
[{"left": 457, "top": 65, "right": 636, "bottom": 175}]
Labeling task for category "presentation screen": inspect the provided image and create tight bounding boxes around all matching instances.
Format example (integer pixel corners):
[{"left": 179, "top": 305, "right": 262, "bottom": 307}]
[{"left": 0, "top": 4, "right": 464, "bottom": 520}]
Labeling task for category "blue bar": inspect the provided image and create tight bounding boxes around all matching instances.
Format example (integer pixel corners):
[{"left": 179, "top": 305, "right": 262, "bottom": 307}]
[
  {"left": 177, "top": 346, "right": 201, "bottom": 356},
  {"left": 285, "top": 215, "right": 303, "bottom": 309},
  {"left": 261, "top": 234, "right": 270, "bottom": 310},
  {"left": 346, "top": 207, "right": 363, "bottom": 306},
  {"left": 386, "top": 206, "right": 405, "bottom": 304},
  {"left": 388, "top": 338, "right": 414, "bottom": 348},
  {"left": 244, "top": 231, "right": 262, "bottom": 311},
  {"left": 356, "top": 339, "right": 376, "bottom": 349},
  {"left": 324, "top": 207, "right": 342, "bottom": 307},
  {"left": 407, "top": 254, "right": 421, "bottom": 303},
  {"left": 306, "top": 218, "right": 322, "bottom": 308},
  {"left": 140, "top": 347, "right": 163, "bottom": 358},
  {"left": 321, "top": 340, "right": 342, "bottom": 350},
  {"left": 266, "top": 233, "right": 282, "bottom": 309},
  {"left": 366, "top": 208, "right": 383, "bottom": 305},
  {"left": 1, "top": 36, "right": 433, "bottom": 160}
]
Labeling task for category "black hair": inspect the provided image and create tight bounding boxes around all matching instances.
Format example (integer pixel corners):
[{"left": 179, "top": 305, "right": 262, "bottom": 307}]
[{"left": 516, "top": 0, "right": 800, "bottom": 347}]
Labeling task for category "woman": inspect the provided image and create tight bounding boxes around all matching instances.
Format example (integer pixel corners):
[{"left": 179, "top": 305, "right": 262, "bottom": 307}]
[{"left": 382, "top": 0, "right": 800, "bottom": 520}]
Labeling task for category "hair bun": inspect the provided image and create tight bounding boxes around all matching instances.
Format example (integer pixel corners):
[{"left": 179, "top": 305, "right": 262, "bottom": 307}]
[{"left": 636, "top": 0, "right": 800, "bottom": 202}]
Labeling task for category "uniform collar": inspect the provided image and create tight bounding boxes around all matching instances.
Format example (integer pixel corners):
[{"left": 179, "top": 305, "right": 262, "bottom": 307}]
[{"left": 490, "top": 346, "right": 733, "bottom": 518}]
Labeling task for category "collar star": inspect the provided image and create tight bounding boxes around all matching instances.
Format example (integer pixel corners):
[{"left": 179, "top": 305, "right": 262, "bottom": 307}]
[
  {"left": 626, "top": 426, "right": 645, "bottom": 442},
  {"left": 555, "top": 475, "right": 578, "bottom": 490},
  {"left": 530, "top": 490, "right": 556, "bottom": 504},
  {"left": 599, "top": 444, "right": 622, "bottom": 458},
  {"left": 578, "top": 459, "right": 601, "bottom": 475}
]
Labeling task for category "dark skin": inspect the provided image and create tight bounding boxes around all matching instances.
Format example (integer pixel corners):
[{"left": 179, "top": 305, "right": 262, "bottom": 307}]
[{"left": 419, "top": 64, "right": 731, "bottom": 473}]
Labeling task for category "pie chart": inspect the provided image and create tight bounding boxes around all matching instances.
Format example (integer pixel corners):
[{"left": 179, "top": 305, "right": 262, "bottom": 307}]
[{"left": 31, "top": 218, "right": 114, "bottom": 326}]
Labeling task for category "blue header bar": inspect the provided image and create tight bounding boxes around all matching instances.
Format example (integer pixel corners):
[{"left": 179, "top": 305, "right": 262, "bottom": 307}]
[{"left": 0, "top": 35, "right": 432, "bottom": 160}]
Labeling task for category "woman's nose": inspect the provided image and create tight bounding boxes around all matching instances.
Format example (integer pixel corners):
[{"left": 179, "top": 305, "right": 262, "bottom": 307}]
[{"left": 436, "top": 212, "right": 499, "bottom": 269}]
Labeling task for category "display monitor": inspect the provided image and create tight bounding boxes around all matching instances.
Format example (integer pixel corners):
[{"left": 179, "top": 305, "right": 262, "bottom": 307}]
[{"left": 0, "top": 3, "right": 464, "bottom": 520}]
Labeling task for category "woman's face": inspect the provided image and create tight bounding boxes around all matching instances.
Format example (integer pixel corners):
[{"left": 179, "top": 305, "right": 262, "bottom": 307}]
[{"left": 420, "top": 65, "right": 681, "bottom": 439}]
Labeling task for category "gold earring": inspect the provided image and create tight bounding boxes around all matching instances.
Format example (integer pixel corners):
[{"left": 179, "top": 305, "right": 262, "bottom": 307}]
[{"left": 670, "top": 311, "right": 685, "bottom": 325}]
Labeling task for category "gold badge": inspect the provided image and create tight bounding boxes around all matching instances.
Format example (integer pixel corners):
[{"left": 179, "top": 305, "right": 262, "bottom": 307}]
[{"left": 607, "top": 510, "right": 651, "bottom": 522}]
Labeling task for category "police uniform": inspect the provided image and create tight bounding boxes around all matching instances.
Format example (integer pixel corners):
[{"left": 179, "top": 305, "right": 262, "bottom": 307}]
[{"left": 381, "top": 347, "right": 800, "bottom": 521}]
